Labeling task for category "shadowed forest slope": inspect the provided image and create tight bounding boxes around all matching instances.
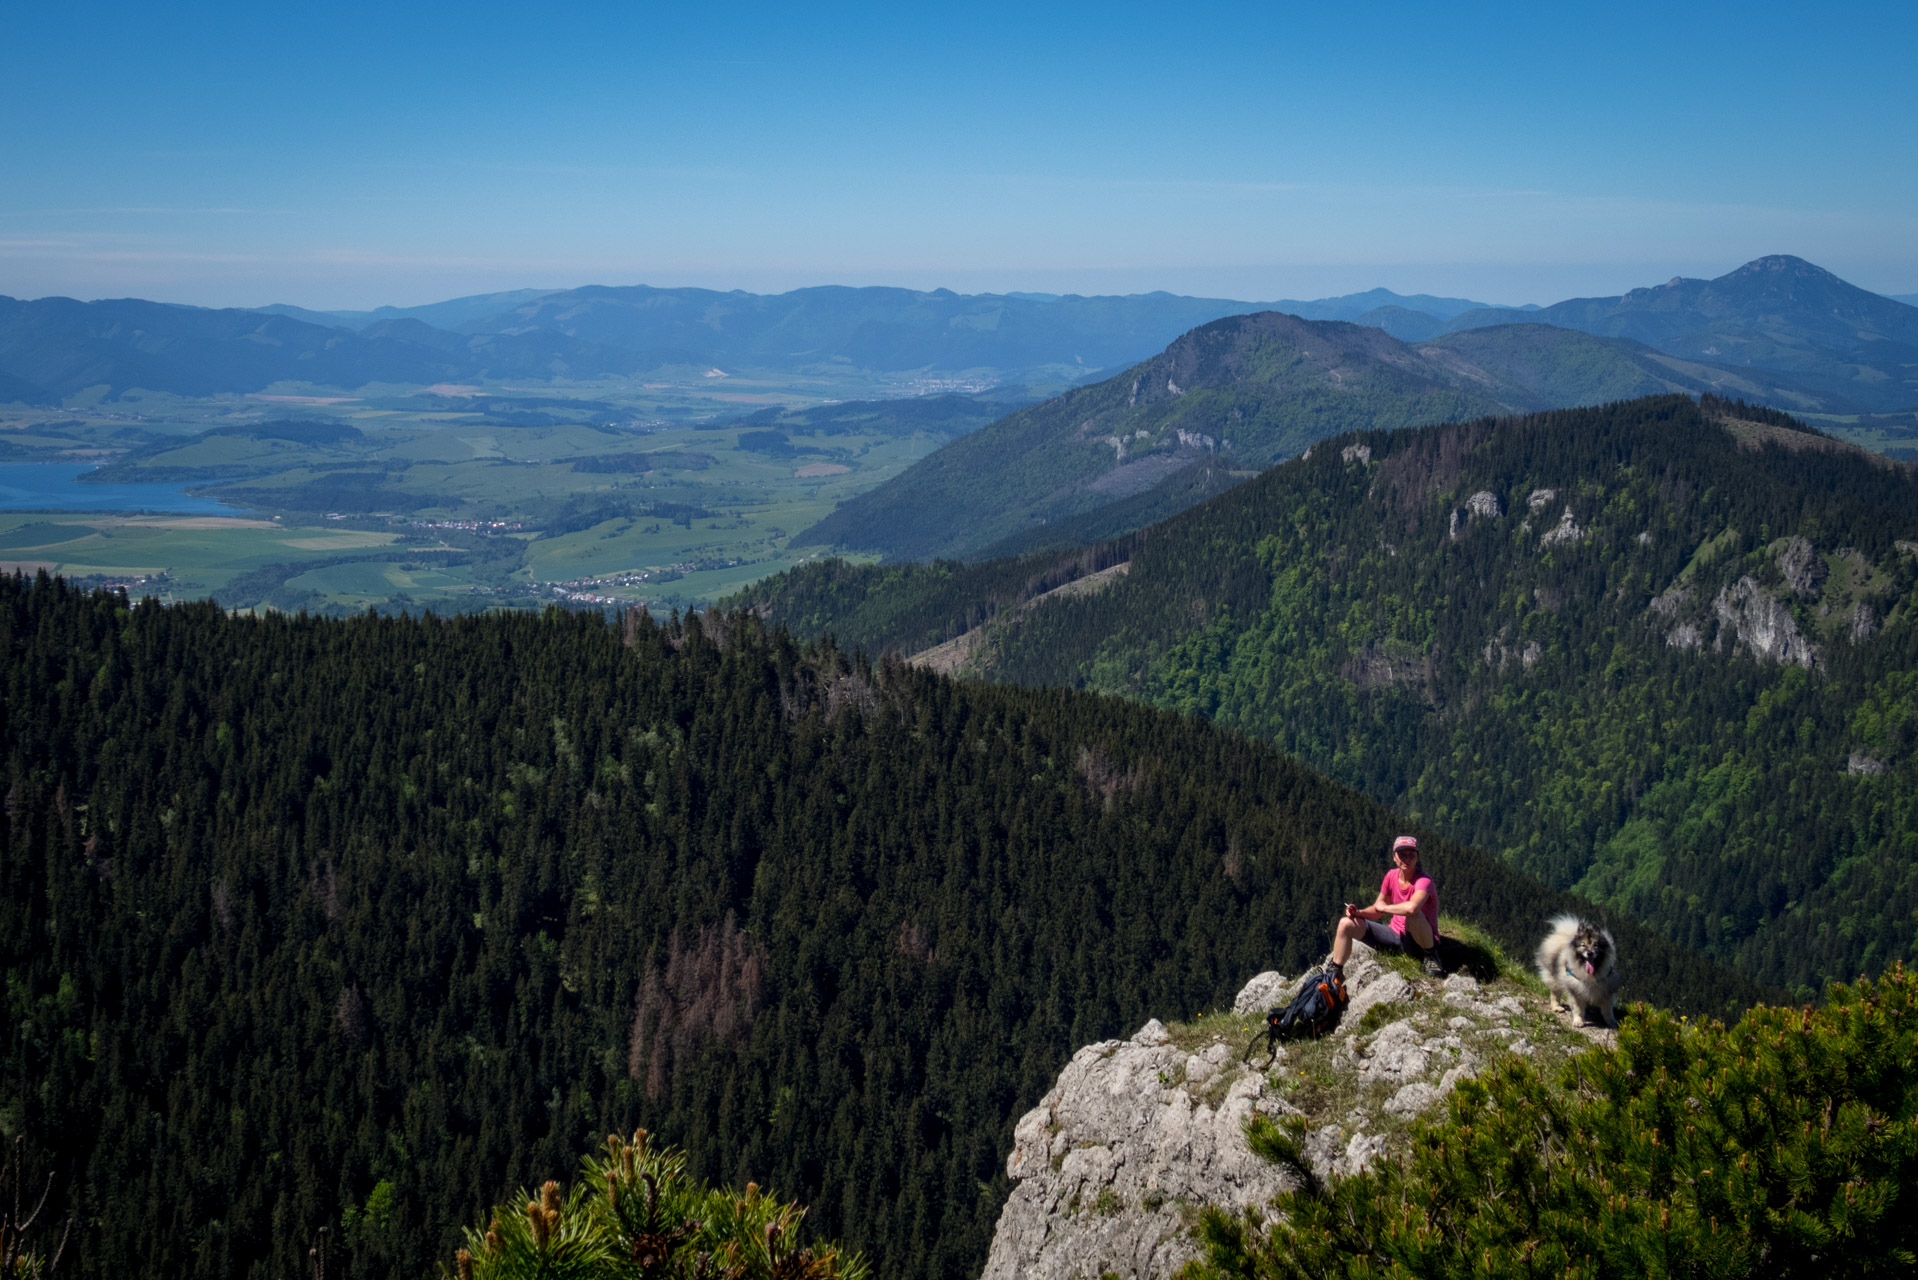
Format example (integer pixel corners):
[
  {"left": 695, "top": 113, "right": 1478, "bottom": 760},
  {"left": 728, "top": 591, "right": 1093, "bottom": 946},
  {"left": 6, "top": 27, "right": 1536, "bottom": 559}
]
[
  {"left": 0, "top": 580, "right": 1761, "bottom": 1280},
  {"left": 739, "top": 396, "right": 1918, "bottom": 996}
]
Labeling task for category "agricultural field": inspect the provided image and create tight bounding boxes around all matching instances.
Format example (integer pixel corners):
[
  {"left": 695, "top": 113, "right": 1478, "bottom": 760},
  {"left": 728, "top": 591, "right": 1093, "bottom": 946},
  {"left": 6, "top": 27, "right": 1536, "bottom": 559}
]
[
  {"left": 1802, "top": 409, "right": 1918, "bottom": 459},
  {"left": 0, "top": 370, "right": 1023, "bottom": 613},
  {"left": 0, "top": 513, "right": 409, "bottom": 599}
]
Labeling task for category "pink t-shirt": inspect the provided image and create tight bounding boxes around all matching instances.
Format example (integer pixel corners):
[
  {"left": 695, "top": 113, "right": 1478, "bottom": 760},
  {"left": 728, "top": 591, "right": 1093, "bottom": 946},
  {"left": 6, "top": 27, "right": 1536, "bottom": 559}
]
[{"left": 1381, "top": 869, "right": 1439, "bottom": 939}]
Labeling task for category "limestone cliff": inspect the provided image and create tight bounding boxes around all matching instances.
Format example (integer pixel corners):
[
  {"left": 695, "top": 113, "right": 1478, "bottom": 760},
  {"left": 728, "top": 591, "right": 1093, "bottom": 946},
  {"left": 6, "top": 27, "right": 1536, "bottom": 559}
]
[{"left": 981, "top": 952, "right": 1612, "bottom": 1280}]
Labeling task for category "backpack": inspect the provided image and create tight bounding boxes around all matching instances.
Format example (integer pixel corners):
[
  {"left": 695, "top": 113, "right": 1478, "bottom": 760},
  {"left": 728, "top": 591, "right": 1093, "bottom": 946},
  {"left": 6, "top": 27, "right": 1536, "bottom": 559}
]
[
  {"left": 1243, "top": 970, "right": 1348, "bottom": 1066},
  {"left": 1277, "top": 969, "right": 1348, "bottom": 1040}
]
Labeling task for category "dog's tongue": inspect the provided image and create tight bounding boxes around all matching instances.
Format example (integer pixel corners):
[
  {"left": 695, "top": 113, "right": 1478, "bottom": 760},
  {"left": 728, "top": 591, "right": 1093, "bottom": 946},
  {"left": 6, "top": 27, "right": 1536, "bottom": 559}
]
[{"left": 1584, "top": 960, "right": 1596, "bottom": 976}]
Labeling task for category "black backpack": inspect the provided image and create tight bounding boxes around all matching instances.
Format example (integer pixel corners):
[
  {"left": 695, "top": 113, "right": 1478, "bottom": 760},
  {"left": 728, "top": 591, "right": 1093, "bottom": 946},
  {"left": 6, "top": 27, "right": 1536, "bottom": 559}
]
[{"left": 1244, "top": 970, "right": 1348, "bottom": 1066}]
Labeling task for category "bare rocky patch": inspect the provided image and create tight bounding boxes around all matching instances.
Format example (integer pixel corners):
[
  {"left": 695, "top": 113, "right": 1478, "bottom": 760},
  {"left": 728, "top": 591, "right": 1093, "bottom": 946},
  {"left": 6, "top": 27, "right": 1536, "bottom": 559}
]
[{"left": 981, "top": 945, "right": 1614, "bottom": 1280}]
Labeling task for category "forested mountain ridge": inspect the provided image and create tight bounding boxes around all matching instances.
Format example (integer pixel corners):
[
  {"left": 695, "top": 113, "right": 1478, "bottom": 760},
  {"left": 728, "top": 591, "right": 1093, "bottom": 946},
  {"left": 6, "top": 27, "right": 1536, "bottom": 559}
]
[
  {"left": 0, "top": 284, "right": 1499, "bottom": 404},
  {"left": 0, "top": 295, "right": 654, "bottom": 402},
  {"left": 0, "top": 578, "right": 1759, "bottom": 1280},
  {"left": 792, "top": 311, "right": 1528, "bottom": 562},
  {"left": 792, "top": 312, "right": 1841, "bottom": 565},
  {"left": 1428, "top": 323, "right": 1836, "bottom": 414},
  {"left": 736, "top": 396, "right": 1918, "bottom": 996},
  {"left": 1442, "top": 255, "right": 1918, "bottom": 411},
  {"left": 446, "top": 284, "right": 1505, "bottom": 376}
]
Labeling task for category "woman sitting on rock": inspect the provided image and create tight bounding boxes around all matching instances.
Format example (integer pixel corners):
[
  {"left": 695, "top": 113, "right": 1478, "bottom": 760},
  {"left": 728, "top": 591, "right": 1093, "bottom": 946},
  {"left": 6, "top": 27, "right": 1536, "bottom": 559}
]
[{"left": 1330, "top": 835, "right": 1444, "bottom": 980}]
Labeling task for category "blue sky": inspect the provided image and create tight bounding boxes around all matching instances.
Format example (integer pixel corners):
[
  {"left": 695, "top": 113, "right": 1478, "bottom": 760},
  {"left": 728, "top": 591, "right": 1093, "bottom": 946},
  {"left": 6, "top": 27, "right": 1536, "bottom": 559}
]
[{"left": 4, "top": 1, "right": 1914, "bottom": 308}]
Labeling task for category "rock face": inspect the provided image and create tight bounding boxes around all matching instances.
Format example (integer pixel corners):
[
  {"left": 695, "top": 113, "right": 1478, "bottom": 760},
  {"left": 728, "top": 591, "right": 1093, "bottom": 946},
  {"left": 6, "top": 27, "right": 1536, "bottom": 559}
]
[
  {"left": 981, "top": 1017, "right": 1302, "bottom": 1280},
  {"left": 982, "top": 959, "right": 1420, "bottom": 1280},
  {"left": 1538, "top": 505, "right": 1584, "bottom": 547},
  {"left": 983, "top": 957, "right": 1611, "bottom": 1280},
  {"left": 1448, "top": 490, "right": 1503, "bottom": 540},
  {"left": 1232, "top": 971, "right": 1292, "bottom": 1016},
  {"left": 1775, "top": 537, "right": 1829, "bottom": 596},
  {"left": 1713, "top": 576, "right": 1818, "bottom": 667}
]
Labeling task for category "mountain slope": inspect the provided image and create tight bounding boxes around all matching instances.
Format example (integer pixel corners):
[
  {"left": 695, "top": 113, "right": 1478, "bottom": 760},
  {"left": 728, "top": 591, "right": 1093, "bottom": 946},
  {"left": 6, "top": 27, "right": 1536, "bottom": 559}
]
[
  {"left": 790, "top": 314, "right": 1841, "bottom": 564},
  {"left": 254, "top": 288, "right": 562, "bottom": 332},
  {"left": 468, "top": 284, "right": 1267, "bottom": 377},
  {"left": 0, "top": 284, "right": 1510, "bottom": 405},
  {"left": 459, "top": 285, "right": 1506, "bottom": 379},
  {"left": 0, "top": 296, "right": 646, "bottom": 400},
  {"left": 1430, "top": 323, "right": 1841, "bottom": 412},
  {"left": 1443, "top": 256, "right": 1918, "bottom": 410},
  {"left": 739, "top": 395, "right": 1918, "bottom": 996},
  {"left": 0, "top": 580, "right": 1756, "bottom": 1280},
  {"left": 792, "top": 311, "right": 1529, "bottom": 561}
]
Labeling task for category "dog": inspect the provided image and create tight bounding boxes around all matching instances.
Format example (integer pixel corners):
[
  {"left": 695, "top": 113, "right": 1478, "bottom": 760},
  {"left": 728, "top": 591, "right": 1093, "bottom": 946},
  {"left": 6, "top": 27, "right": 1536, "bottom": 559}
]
[{"left": 1535, "top": 915, "right": 1622, "bottom": 1028}]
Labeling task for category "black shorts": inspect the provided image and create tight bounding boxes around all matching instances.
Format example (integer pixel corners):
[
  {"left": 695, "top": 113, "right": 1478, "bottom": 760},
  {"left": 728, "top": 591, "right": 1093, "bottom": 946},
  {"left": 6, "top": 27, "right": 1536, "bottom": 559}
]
[{"left": 1359, "top": 919, "right": 1421, "bottom": 951}]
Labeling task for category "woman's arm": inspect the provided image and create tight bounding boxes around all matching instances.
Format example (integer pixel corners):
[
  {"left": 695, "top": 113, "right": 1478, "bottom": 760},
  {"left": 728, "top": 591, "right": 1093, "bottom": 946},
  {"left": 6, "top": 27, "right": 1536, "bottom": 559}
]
[{"left": 1376, "top": 887, "right": 1430, "bottom": 917}]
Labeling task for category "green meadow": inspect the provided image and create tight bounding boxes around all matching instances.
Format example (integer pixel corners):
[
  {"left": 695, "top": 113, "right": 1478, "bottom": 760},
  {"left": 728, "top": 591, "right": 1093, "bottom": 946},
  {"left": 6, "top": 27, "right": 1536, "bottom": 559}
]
[
  {"left": 0, "top": 371, "right": 1008, "bottom": 613},
  {"left": 0, "top": 513, "right": 405, "bottom": 595}
]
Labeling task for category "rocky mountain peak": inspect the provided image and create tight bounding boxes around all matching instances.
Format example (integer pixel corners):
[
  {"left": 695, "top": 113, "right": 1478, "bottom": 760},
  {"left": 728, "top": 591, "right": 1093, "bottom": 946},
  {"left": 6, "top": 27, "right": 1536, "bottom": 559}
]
[
  {"left": 1728, "top": 253, "right": 1824, "bottom": 279},
  {"left": 982, "top": 951, "right": 1615, "bottom": 1280}
]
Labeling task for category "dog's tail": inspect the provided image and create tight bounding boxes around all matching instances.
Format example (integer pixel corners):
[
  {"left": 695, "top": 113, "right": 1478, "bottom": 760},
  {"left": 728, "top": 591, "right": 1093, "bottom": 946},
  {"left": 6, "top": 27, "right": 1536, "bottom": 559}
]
[{"left": 1535, "top": 914, "right": 1581, "bottom": 980}]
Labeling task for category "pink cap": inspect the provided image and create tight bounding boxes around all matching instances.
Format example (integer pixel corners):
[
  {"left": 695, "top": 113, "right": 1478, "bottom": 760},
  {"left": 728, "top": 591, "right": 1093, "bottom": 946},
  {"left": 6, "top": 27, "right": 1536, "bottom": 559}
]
[{"left": 1392, "top": 835, "right": 1419, "bottom": 853}]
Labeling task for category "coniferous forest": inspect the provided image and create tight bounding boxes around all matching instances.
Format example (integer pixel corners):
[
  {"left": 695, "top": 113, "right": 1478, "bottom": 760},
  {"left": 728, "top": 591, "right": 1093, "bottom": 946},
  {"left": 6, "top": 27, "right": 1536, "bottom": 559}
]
[
  {"left": 0, "top": 576, "right": 1762, "bottom": 1280},
  {"left": 735, "top": 396, "right": 1918, "bottom": 998}
]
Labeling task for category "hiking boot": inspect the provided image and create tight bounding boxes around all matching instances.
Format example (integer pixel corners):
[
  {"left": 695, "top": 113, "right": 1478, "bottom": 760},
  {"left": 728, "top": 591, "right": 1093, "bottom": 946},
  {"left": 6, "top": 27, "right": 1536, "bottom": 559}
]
[{"left": 1422, "top": 954, "right": 1445, "bottom": 978}]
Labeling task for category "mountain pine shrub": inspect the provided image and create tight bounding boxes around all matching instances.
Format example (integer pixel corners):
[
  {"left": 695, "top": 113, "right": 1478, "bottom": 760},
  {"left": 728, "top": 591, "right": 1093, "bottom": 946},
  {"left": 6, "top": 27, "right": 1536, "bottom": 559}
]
[
  {"left": 453, "top": 1130, "right": 866, "bottom": 1280},
  {"left": 1186, "top": 966, "right": 1918, "bottom": 1278}
]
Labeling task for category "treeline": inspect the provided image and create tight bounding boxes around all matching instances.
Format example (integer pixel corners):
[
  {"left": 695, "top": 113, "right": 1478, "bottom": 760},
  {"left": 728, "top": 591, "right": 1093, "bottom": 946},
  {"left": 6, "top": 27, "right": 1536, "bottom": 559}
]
[
  {"left": 738, "top": 396, "right": 1918, "bottom": 997},
  {"left": 0, "top": 576, "right": 1760, "bottom": 1280}
]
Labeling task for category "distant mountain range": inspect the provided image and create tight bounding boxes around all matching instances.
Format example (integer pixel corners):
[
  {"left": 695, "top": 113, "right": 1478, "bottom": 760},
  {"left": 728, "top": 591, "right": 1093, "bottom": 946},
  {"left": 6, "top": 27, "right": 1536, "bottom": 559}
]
[
  {"left": 435, "top": 284, "right": 1505, "bottom": 381},
  {"left": 0, "top": 295, "right": 656, "bottom": 402},
  {"left": 794, "top": 307, "right": 1842, "bottom": 562},
  {"left": 1, "top": 258, "right": 1912, "bottom": 422},
  {"left": 0, "top": 284, "right": 1498, "bottom": 404},
  {"left": 251, "top": 288, "right": 563, "bottom": 333},
  {"left": 1441, "top": 256, "right": 1918, "bottom": 411}
]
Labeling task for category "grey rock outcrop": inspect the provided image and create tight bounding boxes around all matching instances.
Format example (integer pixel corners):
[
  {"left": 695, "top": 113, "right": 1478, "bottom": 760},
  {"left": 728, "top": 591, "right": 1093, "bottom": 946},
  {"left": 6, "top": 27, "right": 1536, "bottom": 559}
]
[
  {"left": 1713, "top": 576, "right": 1818, "bottom": 667},
  {"left": 1232, "top": 971, "right": 1291, "bottom": 1016},
  {"left": 1448, "top": 491, "right": 1503, "bottom": 540},
  {"left": 984, "top": 959, "right": 1614, "bottom": 1280},
  {"left": 1339, "top": 968, "right": 1414, "bottom": 1030},
  {"left": 981, "top": 1015, "right": 1302, "bottom": 1280},
  {"left": 984, "top": 961, "right": 1433, "bottom": 1280},
  {"left": 1538, "top": 506, "right": 1584, "bottom": 547},
  {"left": 1481, "top": 631, "right": 1544, "bottom": 671},
  {"left": 1776, "top": 537, "right": 1829, "bottom": 596}
]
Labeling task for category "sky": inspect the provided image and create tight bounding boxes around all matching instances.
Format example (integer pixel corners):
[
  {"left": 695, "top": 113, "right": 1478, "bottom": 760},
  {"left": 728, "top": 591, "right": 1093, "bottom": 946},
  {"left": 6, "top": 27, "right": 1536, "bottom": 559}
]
[{"left": 4, "top": 1, "right": 1915, "bottom": 310}]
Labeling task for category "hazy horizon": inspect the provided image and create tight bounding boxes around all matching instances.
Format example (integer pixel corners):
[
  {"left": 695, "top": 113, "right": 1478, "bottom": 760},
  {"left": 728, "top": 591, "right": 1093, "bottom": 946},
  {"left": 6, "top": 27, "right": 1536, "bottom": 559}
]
[
  {"left": 13, "top": 255, "right": 1918, "bottom": 317},
  {"left": 6, "top": 2, "right": 1915, "bottom": 311}
]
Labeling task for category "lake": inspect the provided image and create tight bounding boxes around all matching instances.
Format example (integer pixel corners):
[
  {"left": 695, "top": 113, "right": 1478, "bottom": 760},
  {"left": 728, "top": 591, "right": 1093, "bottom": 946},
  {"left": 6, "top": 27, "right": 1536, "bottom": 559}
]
[{"left": 0, "top": 463, "right": 249, "bottom": 515}]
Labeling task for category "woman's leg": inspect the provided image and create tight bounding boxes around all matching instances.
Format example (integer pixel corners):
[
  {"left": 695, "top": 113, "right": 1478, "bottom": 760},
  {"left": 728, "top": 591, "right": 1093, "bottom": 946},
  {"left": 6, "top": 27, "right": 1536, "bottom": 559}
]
[
  {"left": 1402, "top": 911, "right": 1443, "bottom": 974},
  {"left": 1403, "top": 911, "right": 1435, "bottom": 950},
  {"left": 1331, "top": 914, "right": 1364, "bottom": 966}
]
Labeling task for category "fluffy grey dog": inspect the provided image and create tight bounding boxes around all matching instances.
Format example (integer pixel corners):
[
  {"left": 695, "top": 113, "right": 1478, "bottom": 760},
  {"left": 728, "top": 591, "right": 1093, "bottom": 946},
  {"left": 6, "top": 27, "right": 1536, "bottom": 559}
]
[{"left": 1535, "top": 915, "right": 1622, "bottom": 1028}]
